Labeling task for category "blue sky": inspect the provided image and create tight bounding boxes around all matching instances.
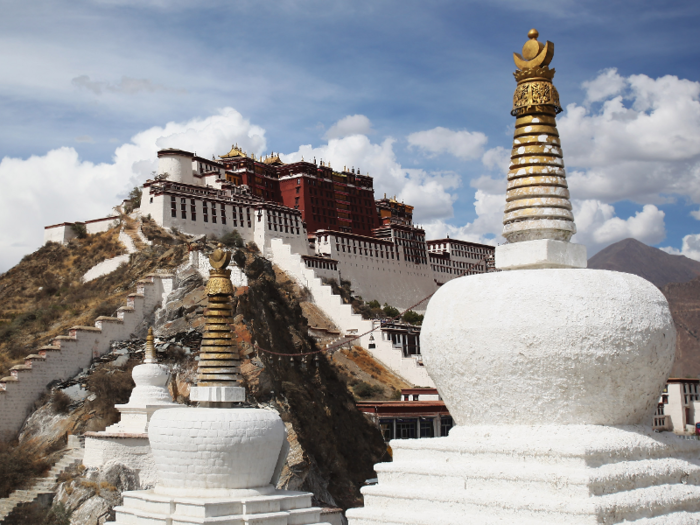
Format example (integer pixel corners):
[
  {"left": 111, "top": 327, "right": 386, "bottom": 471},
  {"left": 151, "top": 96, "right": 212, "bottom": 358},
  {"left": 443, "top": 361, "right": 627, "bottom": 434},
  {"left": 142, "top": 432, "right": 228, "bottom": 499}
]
[{"left": 1, "top": 0, "right": 700, "bottom": 271}]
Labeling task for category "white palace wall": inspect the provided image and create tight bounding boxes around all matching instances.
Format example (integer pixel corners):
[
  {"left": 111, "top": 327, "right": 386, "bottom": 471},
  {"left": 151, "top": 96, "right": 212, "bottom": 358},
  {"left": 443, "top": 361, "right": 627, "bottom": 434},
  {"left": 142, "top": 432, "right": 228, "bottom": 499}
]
[
  {"left": 314, "top": 233, "right": 437, "bottom": 314},
  {"left": 270, "top": 238, "right": 434, "bottom": 388}
]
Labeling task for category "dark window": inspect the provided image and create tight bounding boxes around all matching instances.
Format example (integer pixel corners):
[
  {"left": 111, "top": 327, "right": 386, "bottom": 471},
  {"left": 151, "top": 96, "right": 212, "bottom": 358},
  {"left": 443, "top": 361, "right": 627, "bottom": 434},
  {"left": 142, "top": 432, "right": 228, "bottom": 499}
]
[
  {"left": 440, "top": 416, "right": 453, "bottom": 437},
  {"left": 181, "top": 198, "right": 187, "bottom": 219},
  {"left": 379, "top": 419, "right": 394, "bottom": 442},
  {"left": 171, "top": 196, "right": 176, "bottom": 218},
  {"left": 221, "top": 203, "right": 226, "bottom": 225},
  {"left": 396, "top": 418, "right": 418, "bottom": 439},
  {"left": 203, "top": 201, "right": 208, "bottom": 222},
  {"left": 420, "top": 418, "right": 434, "bottom": 438},
  {"left": 190, "top": 199, "right": 196, "bottom": 221}
]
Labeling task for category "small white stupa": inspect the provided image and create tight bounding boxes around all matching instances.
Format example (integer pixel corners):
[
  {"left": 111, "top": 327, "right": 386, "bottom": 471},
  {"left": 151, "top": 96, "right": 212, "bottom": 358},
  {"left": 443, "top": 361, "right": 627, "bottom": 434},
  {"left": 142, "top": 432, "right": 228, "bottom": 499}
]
[
  {"left": 83, "top": 327, "right": 177, "bottom": 486},
  {"left": 347, "top": 29, "right": 700, "bottom": 524},
  {"left": 109, "top": 246, "right": 329, "bottom": 525}
]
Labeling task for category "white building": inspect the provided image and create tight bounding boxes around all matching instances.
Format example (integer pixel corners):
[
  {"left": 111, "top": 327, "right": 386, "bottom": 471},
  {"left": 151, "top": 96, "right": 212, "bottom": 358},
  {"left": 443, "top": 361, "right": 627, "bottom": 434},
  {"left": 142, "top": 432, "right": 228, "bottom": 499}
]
[{"left": 654, "top": 378, "right": 700, "bottom": 433}]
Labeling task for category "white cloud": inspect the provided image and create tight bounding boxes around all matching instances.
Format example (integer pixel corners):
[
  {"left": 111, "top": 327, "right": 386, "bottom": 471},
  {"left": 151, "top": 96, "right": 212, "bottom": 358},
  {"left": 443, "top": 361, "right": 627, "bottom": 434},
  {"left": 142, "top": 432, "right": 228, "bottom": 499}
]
[
  {"left": 481, "top": 146, "right": 510, "bottom": 172},
  {"left": 691, "top": 209, "right": 700, "bottom": 220},
  {"left": 281, "top": 134, "right": 461, "bottom": 225},
  {"left": 661, "top": 233, "right": 700, "bottom": 262},
  {"left": 582, "top": 68, "right": 627, "bottom": 104},
  {"left": 0, "top": 107, "right": 265, "bottom": 272},
  {"left": 407, "top": 126, "right": 487, "bottom": 160},
  {"left": 558, "top": 71, "right": 700, "bottom": 204},
  {"left": 572, "top": 200, "right": 666, "bottom": 255},
  {"left": 324, "top": 115, "right": 373, "bottom": 140}
]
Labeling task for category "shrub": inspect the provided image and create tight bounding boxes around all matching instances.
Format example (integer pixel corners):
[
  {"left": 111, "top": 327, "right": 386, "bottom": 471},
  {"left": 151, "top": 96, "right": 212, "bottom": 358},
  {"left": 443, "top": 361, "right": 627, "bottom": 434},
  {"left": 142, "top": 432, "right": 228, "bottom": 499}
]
[
  {"left": 368, "top": 300, "right": 381, "bottom": 309},
  {"left": 69, "top": 223, "right": 87, "bottom": 239},
  {"left": 382, "top": 304, "right": 400, "bottom": 319},
  {"left": 353, "top": 381, "right": 383, "bottom": 399},
  {"left": 50, "top": 390, "right": 72, "bottom": 414},
  {"left": 0, "top": 440, "right": 50, "bottom": 498},
  {"left": 219, "top": 230, "right": 244, "bottom": 248},
  {"left": 246, "top": 241, "right": 260, "bottom": 253},
  {"left": 401, "top": 310, "right": 424, "bottom": 325}
]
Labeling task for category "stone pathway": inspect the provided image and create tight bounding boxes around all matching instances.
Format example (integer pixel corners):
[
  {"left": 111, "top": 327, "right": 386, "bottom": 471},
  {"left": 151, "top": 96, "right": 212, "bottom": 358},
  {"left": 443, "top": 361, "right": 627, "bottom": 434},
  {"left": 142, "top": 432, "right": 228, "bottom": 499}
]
[{"left": 0, "top": 442, "right": 84, "bottom": 523}]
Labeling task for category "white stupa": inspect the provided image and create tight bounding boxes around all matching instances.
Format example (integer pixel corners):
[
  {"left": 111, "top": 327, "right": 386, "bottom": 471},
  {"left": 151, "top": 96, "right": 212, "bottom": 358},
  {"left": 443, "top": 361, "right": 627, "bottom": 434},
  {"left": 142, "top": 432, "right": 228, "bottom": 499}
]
[
  {"left": 347, "top": 29, "right": 700, "bottom": 524},
  {"left": 83, "top": 327, "right": 177, "bottom": 486},
  {"left": 109, "top": 247, "right": 329, "bottom": 525}
]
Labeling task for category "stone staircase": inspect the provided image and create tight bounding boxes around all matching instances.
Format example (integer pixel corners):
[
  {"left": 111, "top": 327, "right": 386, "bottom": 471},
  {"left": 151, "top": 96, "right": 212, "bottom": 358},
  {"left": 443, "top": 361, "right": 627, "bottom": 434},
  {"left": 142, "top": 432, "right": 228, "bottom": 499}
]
[
  {"left": 0, "top": 439, "right": 84, "bottom": 523},
  {"left": 0, "top": 273, "right": 174, "bottom": 437},
  {"left": 269, "top": 238, "right": 434, "bottom": 387},
  {"left": 123, "top": 218, "right": 148, "bottom": 251}
]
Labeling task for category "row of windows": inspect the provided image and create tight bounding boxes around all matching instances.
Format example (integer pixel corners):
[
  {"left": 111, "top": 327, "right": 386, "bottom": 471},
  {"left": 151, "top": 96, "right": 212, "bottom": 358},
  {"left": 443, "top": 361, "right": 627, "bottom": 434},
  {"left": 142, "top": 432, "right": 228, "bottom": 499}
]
[
  {"left": 170, "top": 197, "right": 252, "bottom": 228},
  {"left": 379, "top": 416, "right": 453, "bottom": 441}
]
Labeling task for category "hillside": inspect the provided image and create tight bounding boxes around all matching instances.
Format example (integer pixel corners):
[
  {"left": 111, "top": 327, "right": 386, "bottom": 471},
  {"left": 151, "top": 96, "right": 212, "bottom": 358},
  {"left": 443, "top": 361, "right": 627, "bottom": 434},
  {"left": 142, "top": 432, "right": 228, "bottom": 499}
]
[
  {"left": 665, "top": 276, "right": 700, "bottom": 378},
  {"left": 0, "top": 218, "right": 189, "bottom": 377},
  {"left": 588, "top": 238, "right": 700, "bottom": 289},
  {"left": 0, "top": 218, "right": 397, "bottom": 520}
]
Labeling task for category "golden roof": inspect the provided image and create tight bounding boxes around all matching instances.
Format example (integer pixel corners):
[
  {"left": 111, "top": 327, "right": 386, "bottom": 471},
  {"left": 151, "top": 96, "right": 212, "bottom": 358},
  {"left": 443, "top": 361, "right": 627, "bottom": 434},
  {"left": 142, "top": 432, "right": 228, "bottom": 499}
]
[
  {"left": 220, "top": 144, "right": 246, "bottom": 159},
  {"left": 263, "top": 152, "right": 285, "bottom": 166}
]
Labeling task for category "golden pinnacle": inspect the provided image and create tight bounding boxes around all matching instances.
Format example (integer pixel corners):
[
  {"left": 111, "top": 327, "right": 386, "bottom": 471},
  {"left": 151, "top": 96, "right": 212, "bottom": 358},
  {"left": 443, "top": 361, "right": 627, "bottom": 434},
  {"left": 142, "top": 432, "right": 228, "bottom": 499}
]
[
  {"left": 145, "top": 326, "right": 156, "bottom": 363},
  {"left": 502, "top": 29, "right": 576, "bottom": 244}
]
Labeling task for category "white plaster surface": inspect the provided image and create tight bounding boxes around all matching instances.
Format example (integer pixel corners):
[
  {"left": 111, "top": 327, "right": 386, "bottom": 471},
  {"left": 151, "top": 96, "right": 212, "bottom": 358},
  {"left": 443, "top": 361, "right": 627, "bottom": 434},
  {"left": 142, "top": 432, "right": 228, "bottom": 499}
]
[
  {"left": 347, "top": 425, "right": 700, "bottom": 524},
  {"left": 420, "top": 268, "right": 675, "bottom": 426},
  {"left": 110, "top": 489, "right": 330, "bottom": 525},
  {"left": 83, "top": 436, "right": 158, "bottom": 488},
  {"left": 270, "top": 238, "right": 434, "bottom": 388},
  {"left": 189, "top": 385, "right": 245, "bottom": 403},
  {"left": 495, "top": 239, "right": 587, "bottom": 270},
  {"left": 148, "top": 407, "right": 286, "bottom": 496}
]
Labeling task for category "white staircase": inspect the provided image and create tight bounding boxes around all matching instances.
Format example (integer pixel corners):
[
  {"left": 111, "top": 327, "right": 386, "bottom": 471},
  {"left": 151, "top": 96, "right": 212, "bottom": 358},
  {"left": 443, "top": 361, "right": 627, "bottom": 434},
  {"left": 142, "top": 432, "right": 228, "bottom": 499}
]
[
  {"left": 0, "top": 274, "right": 174, "bottom": 437},
  {"left": 269, "top": 238, "right": 434, "bottom": 387}
]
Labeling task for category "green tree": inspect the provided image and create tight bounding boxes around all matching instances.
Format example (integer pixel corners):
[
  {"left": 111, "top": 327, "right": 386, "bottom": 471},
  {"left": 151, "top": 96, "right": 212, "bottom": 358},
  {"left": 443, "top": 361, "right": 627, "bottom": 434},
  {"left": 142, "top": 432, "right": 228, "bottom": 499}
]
[
  {"left": 382, "top": 303, "right": 400, "bottom": 319},
  {"left": 401, "top": 310, "right": 424, "bottom": 325}
]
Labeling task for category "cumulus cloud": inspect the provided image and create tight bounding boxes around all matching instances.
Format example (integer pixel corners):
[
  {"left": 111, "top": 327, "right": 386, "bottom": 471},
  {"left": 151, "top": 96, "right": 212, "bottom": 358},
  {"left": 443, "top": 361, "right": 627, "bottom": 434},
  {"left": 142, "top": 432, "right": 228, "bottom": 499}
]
[
  {"left": 407, "top": 126, "right": 487, "bottom": 160},
  {"left": 281, "top": 134, "right": 461, "bottom": 224},
  {"left": 572, "top": 201, "right": 666, "bottom": 255},
  {"left": 582, "top": 68, "right": 627, "bottom": 104},
  {"left": 72, "top": 75, "right": 185, "bottom": 95},
  {"left": 661, "top": 234, "right": 700, "bottom": 262},
  {"left": 324, "top": 114, "right": 373, "bottom": 140},
  {"left": 0, "top": 107, "right": 265, "bottom": 272},
  {"left": 558, "top": 71, "right": 700, "bottom": 204}
]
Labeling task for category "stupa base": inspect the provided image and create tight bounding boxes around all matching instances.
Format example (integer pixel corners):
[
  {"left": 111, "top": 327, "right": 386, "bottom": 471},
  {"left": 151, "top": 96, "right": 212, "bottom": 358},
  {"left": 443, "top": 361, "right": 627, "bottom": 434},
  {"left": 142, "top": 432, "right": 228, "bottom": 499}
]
[
  {"left": 347, "top": 425, "right": 700, "bottom": 524},
  {"left": 109, "top": 488, "right": 331, "bottom": 525}
]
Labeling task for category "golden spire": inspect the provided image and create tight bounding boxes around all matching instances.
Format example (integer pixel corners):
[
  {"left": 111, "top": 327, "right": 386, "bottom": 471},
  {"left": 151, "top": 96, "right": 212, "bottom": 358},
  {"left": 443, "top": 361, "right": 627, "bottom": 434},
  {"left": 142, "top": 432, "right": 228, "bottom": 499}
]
[
  {"left": 502, "top": 28, "right": 575, "bottom": 243},
  {"left": 196, "top": 245, "right": 243, "bottom": 388},
  {"left": 219, "top": 144, "right": 246, "bottom": 159},
  {"left": 145, "top": 326, "right": 156, "bottom": 364}
]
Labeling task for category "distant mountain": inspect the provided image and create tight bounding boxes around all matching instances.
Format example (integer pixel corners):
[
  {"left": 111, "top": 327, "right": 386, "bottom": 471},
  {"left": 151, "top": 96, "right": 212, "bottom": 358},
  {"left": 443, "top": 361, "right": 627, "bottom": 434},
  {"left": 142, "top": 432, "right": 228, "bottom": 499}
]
[
  {"left": 588, "top": 238, "right": 700, "bottom": 289},
  {"left": 665, "top": 277, "right": 700, "bottom": 378}
]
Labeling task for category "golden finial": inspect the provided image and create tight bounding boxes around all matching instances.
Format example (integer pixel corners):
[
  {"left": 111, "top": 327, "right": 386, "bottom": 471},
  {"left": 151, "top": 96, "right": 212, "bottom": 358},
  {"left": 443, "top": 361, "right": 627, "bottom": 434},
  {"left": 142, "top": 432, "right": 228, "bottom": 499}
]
[
  {"left": 197, "top": 245, "right": 242, "bottom": 388},
  {"left": 502, "top": 28, "right": 574, "bottom": 244},
  {"left": 513, "top": 28, "right": 554, "bottom": 71},
  {"left": 145, "top": 326, "right": 156, "bottom": 363}
]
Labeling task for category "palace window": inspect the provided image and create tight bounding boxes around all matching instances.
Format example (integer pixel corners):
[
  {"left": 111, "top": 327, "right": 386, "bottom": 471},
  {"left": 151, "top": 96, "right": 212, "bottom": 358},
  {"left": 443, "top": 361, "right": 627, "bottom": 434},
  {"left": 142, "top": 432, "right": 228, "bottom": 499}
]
[
  {"left": 190, "top": 199, "right": 197, "bottom": 221},
  {"left": 221, "top": 203, "right": 226, "bottom": 225},
  {"left": 171, "top": 196, "right": 176, "bottom": 218},
  {"left": 203, "top": 201, "right": 208, "bottom": 222},
  {"left": 181, "top": 198, "right": 187, "bottom": 219}
]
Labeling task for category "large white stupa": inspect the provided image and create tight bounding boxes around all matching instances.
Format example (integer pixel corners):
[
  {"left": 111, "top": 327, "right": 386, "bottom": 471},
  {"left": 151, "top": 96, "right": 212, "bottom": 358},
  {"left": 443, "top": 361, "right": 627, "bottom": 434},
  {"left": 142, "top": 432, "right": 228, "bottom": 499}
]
[
  {"left": 109, "top": 247, "right": 329, "bottom": 525},
  {"left": 347, "top": 29, "right": 700, "bottom": 524}
]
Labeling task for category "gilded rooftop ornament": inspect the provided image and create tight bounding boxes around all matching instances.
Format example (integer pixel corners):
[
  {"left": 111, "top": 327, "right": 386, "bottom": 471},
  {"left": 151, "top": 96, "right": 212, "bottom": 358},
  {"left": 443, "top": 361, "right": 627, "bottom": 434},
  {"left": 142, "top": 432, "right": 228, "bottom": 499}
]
[
  {"left": 502, "top": 29, "right": 576, "bottom": 243},
  {"left": 145, "top": 326, "right": 157, "bottom": 364},
  {"left": 196, "top": 245, "right": 243, "bottom": 389}
]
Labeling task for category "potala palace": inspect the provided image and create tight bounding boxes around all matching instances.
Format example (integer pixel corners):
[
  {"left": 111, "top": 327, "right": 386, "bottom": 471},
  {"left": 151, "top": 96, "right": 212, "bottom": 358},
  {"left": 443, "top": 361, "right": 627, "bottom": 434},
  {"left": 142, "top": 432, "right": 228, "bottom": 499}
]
[
  {"left": 45, "top": 146, "right": 496, "bottom": 316},
  {"left": 1, "top": 26, "right": 697, "bottom": 525}
]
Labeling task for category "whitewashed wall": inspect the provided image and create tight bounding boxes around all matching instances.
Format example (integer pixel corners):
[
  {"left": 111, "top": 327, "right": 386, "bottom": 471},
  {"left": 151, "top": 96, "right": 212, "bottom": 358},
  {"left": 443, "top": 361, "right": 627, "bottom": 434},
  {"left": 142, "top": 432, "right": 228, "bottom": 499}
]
[
  {"left": 269, "top": 238, "right": 434, "bottom": 388},
  {"left": 0, "top": 275, "right": 173, "bottom": 437}
]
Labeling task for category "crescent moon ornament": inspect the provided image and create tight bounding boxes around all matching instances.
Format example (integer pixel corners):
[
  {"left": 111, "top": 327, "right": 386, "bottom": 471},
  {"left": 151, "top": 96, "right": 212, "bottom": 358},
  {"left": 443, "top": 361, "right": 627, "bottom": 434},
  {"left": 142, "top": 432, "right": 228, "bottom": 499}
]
[{"left": 513, "top": 28, "right": 554, "bottom": 70}]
